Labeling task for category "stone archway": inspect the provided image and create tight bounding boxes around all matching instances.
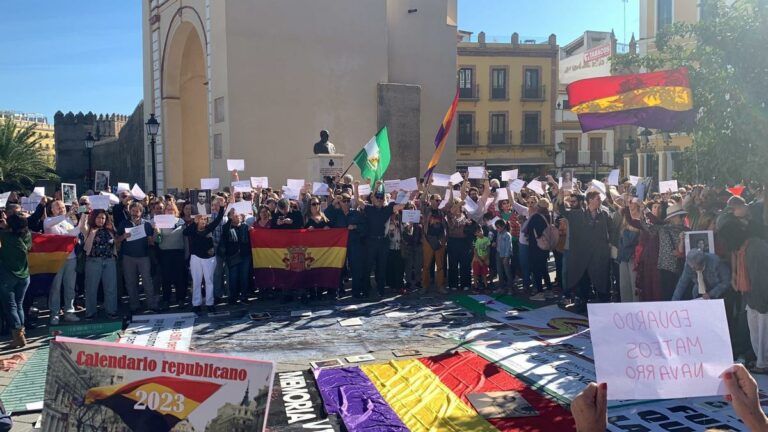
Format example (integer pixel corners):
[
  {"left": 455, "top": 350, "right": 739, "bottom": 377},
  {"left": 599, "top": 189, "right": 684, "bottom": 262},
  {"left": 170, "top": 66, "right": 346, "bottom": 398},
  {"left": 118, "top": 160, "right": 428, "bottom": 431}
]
[{"left": 162, "top": 21, "right": 209, "bottom": 189}]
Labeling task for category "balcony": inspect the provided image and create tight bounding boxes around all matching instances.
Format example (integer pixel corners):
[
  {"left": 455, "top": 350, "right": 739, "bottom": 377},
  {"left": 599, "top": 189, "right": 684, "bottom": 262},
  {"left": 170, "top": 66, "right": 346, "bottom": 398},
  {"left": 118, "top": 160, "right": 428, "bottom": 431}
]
[
  {"left": 521, "top": 129, "right": 545, "bottom": 145},
  {"left": 521, "top": 84, "right": 546, "bottom": 101},
  {"left": 577, "top": 151, "right": 613, "bottom": 165},
  {"left": 487, "top": 130, "right": 513, "bottom": 146},
  {"left": 457, "top": 130, "right": 479, "bottom": 146},
  {"left": 459, "top": 84, "right": 480, "bottom": 100},
  {"left": 490, "top": 86, "right": 508, "bottom": 100}
]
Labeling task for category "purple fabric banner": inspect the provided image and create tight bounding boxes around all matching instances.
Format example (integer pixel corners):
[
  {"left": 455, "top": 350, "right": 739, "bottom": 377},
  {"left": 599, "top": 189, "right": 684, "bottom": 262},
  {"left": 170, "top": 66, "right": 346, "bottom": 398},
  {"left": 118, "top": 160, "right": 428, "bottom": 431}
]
[
  {"left": 577, "top": 106, "right": 695, "bottom": 132},
  {"left": 314, "top": 367, "right": 409, "bottom": 432}
]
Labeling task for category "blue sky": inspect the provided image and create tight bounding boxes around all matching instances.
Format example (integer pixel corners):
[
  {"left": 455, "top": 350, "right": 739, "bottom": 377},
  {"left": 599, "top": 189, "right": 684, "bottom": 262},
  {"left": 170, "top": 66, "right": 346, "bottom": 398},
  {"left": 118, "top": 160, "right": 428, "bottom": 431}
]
[{"left": 0, "top": 0, "right": 638, "bottom": 122}]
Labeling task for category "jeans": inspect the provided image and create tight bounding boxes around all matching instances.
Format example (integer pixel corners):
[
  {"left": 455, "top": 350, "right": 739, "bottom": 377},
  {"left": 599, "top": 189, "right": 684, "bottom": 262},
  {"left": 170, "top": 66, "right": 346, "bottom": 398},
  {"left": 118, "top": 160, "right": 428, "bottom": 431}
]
[
  {"left": 190, "top": 255, "right": 216, "bottom": 306},
  {"left": 386, "top": 249, "right": 404, "bottom": 289},
  {"left": 619, "top": 260, "right": 638, "bottom": 302},
  {"left": 214, "top": 252, "right": 226, "bottom": 299},
  {"left": 49, "top": 258, "right": 77, "bottom": 315},
  {"left": 85, "top": 257, "right": 117, "bottom": 316},
  {"left": 529, "top": 247, "right": 552, "bottom": 293},
  {"left": 123, "top": 255, "right": 157, "bottom": 311},
  {"left": 496, "top": 255, "right": 514, "bottom": 288},
  {"left": 227, "top": 258, "right": 250, "bottom": 300},
  {"left": 367, "top": 237, "right": 389, "bottom": 294},
  {"left": 349, "top": 239, "right": 367, "bottom": 296},
  {"left": 159, "top": 249, "right": 187, "bottom": 303},
  {"left": 0, "top": 267, "right": 29, "bottom": 330},
  {"left": 447, "top": 237, "right": 472, "bottom": 288},
  {"left": 519, "top": 244, "right": 531, "bottom": 289}
]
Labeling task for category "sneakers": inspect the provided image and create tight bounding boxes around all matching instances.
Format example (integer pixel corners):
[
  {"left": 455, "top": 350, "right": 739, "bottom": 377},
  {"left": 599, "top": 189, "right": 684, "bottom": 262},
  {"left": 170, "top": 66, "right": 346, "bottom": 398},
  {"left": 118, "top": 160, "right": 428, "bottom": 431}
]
[
  {"left": 50, "top": 316, "right": 60, "bottom": 326},
  {"left": 63, "top": 313, "right": 80, "bottom": 323},
  {"left": 529, "top": 292, "right": 547, "bottom": 301}
]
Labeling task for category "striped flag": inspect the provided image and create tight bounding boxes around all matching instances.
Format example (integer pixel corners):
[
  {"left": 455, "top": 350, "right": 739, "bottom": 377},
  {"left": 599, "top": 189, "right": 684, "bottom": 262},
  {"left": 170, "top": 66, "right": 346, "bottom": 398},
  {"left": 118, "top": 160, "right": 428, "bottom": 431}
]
[
  {"left": 250, "top": 228, "right": 348, "bottom": 290},
  {"left": 423, "top": 89, "right": 459, "bottom": 179},
  {"left": 84, "top": 376, "right": 222, "bottom": 431},
  {"left": 28, "top": 233, "right": 78, "bottom": 298},
  {"left": 567, "top": 67, "right": 694, "bottom": 132}
]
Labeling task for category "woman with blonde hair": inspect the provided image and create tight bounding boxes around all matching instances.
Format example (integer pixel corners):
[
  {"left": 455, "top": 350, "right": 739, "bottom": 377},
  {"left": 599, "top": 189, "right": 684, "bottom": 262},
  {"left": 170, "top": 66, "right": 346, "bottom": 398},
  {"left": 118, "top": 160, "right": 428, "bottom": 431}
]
[
  {"left": 79, "top": 209, "right": 119, "bottom": 319},
  {"left": 157, "top": 201, "right": 188, "bottom": 308}
]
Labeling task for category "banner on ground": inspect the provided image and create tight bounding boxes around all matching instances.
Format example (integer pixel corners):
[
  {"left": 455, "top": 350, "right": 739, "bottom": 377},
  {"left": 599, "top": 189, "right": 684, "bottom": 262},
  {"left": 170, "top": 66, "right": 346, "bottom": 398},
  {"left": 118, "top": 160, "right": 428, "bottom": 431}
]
[
  {"left": 42, "top": 337, "right": 274, "bottom": 432},
  {"left": 250, "top": 228, "right": 348, "bottom": 290},
  {"left": 267, "top": 370, "right": 342, "bottom": 431},
  {"left": 119, "top": 313, "right": 196, "bottom": 351},
  {"left": 28, "top": 233, "right": 79, "bottom": 298}
]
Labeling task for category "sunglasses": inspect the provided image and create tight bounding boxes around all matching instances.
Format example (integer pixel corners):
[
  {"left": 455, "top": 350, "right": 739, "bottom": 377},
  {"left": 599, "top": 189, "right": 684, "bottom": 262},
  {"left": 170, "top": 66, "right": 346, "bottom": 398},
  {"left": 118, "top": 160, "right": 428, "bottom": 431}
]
[
  {"left": 341, "top": 199, "right": 351, "bottom": 203},
  {"left": 311, "top": 202, "right": 320, "bottom": 206}
]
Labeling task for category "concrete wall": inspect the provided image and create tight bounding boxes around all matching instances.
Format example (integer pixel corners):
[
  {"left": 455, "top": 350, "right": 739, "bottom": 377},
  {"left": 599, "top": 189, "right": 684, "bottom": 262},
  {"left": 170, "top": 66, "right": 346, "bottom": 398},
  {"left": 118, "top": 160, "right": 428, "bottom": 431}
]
[{"left": 377, "top": 83, "right": 421, "bottom": 180}]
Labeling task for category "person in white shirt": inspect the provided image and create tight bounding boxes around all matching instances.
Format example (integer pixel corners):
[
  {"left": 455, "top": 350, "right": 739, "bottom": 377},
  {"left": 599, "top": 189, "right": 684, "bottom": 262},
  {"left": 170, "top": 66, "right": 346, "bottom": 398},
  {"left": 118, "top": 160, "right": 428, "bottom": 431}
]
[{"left": 43, "top": 199, "right": 82, "bottom": 325}]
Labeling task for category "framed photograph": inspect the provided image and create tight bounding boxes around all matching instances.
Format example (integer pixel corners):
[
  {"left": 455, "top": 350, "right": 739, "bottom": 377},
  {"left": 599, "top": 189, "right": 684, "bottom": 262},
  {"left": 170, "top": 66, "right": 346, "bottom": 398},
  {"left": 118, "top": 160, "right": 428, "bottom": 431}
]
[
  {"left": 310, "top": 358, "right": 343, "bottom": 369},
  {"left": 61, "top": 183, "right": 77, "bottom": 206},
  {"left": 685, "top": 230, "right": 715, "bottom": 255},
  {"left": 560, "top": 168, "right": 574, "bottom": 191},
  {"left": 189, "top": 189, "right": 212, "bottom": 216},
  {"left": 94, "top": 170, "right": 110, "bottom": 192}
]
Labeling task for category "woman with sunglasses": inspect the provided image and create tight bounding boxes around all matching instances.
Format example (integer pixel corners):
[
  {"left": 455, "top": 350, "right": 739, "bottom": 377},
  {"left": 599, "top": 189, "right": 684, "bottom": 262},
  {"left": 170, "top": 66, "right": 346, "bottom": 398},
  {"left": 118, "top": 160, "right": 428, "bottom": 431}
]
[
  {"left": 79, "top": 209, "right": 119, "bottom": 320},
  {"left": 305, "top": 198, "right": 330, "bottom": 229}
]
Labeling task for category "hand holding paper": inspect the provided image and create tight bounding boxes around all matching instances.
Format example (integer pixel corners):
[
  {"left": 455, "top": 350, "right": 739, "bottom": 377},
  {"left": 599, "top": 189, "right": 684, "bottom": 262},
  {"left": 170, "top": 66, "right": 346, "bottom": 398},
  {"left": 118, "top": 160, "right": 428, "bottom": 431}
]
[{"left": 226, "top": 159, "right": 244, "bottom": 171}]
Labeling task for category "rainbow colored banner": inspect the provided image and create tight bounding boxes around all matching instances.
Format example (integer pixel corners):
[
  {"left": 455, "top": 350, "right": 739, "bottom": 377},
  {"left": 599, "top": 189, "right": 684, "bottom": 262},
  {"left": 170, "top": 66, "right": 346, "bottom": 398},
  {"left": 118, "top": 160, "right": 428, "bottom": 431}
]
[
  {"left": 314, "top": 352, "right": 574, "bottom": 432},
  {"left": 28, "top": 233, "right": 78, "bottom": 298},
  {"left": 423, "top": 89, "right": 459, "bottom": 179},
  {"left": 250, "top": 228, "right": 348, "bottom": 290},
  {"left": 567, "top": 67, "right": 694, "bottom": 132}
]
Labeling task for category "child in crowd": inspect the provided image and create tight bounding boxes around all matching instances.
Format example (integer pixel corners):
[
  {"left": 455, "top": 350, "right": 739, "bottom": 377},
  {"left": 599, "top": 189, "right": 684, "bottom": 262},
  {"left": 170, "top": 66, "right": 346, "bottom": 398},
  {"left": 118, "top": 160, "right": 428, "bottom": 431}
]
[
  {"left": 494, "top": 219, "right": 515, "bottom": 294},
  {"left": 472, "top": 225, "right": 491, "bottom": 291}
]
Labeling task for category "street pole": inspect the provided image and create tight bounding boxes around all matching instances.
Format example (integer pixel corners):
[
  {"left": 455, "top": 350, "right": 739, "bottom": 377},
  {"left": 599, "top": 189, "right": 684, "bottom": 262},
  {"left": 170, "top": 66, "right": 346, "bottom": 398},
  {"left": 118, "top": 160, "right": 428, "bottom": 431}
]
[
  {"left": 88, "top": 147, "right": 93, "bottom": 191},
  {"left": 151, "top": 136, "right": 157, "bottom": 192}
]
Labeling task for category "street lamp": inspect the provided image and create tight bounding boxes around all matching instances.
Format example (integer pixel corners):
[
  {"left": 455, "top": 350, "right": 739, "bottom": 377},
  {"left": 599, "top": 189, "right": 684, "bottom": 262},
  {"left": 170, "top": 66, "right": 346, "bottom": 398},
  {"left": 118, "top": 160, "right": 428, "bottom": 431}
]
[
  {"left": 639, "top": 128, "right": 653, "bottom": 150},
  {"left": 625, "top": 136, "right": 636, "bottom": 152},
  {"left": 145, "top": 113, "right": 160, "bottom": 192},
  {"left": 84, "top": 131, "right": 95, "bottom": 191}
]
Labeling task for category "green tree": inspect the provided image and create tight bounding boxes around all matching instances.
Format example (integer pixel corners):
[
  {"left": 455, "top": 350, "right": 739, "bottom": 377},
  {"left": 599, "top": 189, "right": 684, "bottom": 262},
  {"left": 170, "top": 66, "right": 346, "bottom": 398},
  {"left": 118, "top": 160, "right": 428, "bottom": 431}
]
[
  {"left": 612, "top": 0, "right": 768, "bottom": 185},
  {"left": 0, "top": 118, "right": 59, "bottom": 192}
]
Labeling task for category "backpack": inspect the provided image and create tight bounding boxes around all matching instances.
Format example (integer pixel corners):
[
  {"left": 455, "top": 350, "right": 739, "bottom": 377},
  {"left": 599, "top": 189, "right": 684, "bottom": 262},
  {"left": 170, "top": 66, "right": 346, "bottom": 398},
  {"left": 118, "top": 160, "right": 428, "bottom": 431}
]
[{"left": 535, "top": 213, "right": 560, "bottom": 251}]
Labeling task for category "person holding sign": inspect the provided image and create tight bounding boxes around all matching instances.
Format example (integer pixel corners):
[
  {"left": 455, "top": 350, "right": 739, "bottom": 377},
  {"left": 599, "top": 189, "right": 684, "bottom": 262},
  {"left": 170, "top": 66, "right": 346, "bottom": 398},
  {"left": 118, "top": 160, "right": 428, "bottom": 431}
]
[
  {"left": 420, "top": 183, "right": 447, "bottom": 294},
  {"left": 221, "top": 207, "right": 253, "bottom": 305},
  {"left": 184, "top": 204, "right": 226, "bottom": 314},
  {"left": 116, "top": 202, "right": 157, "bottom": 313},
  {"left": 43, "top": 200, "right": 81, "bottom": 324},
  {"left": 79, "top": 209, "right": 119, "bottom": 320},
  {"left": 156, "top": 202, "right": 188, "bottom": 308}
]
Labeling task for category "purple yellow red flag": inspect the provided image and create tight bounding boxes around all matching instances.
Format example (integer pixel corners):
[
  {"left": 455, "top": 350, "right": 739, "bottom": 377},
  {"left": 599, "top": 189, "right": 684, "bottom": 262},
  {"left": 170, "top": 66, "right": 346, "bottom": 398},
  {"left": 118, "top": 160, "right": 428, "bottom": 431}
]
[
  {"left": 28, "top": 233, "right": 78, "bottom": 298},
  {"left": 567, "top": 67, "right": 694, "bottom": 132},
  {"left": 423, "top": 89, "right": 459, "bottom": 179}
]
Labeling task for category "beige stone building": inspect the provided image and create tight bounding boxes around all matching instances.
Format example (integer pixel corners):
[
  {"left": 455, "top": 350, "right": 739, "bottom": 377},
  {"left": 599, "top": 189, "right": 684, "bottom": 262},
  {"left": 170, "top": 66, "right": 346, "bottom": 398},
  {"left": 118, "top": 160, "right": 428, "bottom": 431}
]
[
  {"left": 142, "top": 0, "right": 458, "bottom": 192},
  {"left": 0, "top": 111, "right": 55, "bottom": 167}
]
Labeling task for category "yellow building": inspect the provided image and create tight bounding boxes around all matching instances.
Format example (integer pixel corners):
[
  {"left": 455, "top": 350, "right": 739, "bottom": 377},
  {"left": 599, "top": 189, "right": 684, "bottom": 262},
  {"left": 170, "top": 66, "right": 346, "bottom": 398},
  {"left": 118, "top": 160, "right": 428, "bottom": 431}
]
[
  {"left": 0, "top": 111, "right": 55, "bottom": 167},
  {"left": 456, "top": 32, "right": 558, "bottom": 178},
  {"left": 636, "top": 0, "right": 704, "bottom": 180}
]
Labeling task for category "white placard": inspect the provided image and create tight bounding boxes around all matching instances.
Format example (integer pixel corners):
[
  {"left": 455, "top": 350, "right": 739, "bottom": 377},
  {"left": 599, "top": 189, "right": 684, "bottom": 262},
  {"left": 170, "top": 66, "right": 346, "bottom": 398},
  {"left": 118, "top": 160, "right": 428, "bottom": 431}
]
[
  {"left": 153, "top": 214, "right": 177, "bottom": 229},
  {"left": 312, "top": 182, "right": 330, "bottom": 196},
  {"left": 588, "top": 300, "right": 733, "bottom": 400},
  {"left": 526, "top": 179, "right": 545, "bottom": 196},
  {"left": 509, "top": 179, "right": 525, "bottom": 194},
  {"left": 501, "top": 169, "right": 518, "bottom": 182},
  {"left": 431, "top": 173, "right": 451, "bottom": 187},
  {"left": 125, "top": 224, "right": 147, "bottom": 242},
  {"left": 201, "top": 178, "right": 220, "bottom": 190},
  {"left": 629, "top": 175, "right": 640, "bottom": 186},
  {"left": 659, "top": 180, "right": 679, "bottom": 194},
  {"left": 130, "top": 184, "right": 146, "bottom": 200},
  {"left": 495, "top": 187, "right": 509, "bottom": 201},
  {"left": 463, "top": 197, "right": 479, "bottom": 214},
  {"left": 33, "top": 186, "right": 45, "bottom": 197},
  {"left": 487, "top": 216, "right": 501, "bottom": 228},
  {"left": 231, "top": 180, "right": 251, "bottom": 193},
  {"left": 281, "top": 187, "right": 300, "bottom": 200},
  {"left": 401, "top": 209, "right": 421, "bottom": 224},
  {"left": 20, "top": 197, "right": 37, "bottom": 213},
  {"left": 0, "top": 192, "right": 9, "bottom": 208},
  {"left": 87, "top": 195, "right": 110, "bottom": 210},
  {"left": 229, "top": 200, "right": 254, "bottom": 216},
  {"left": 100, "top": 191, "right": 119, "bottom": 205},
  {"left": 394, "top": 190, "right": 410, "bottom": 204},
  {"left": 357, "top": 184, "right": 371, "bottom": 197},
  {"left": 384, "top": 179, "right": 401, "bottom": 192},
  {"left": 250, "top": 177, "right": 268, "bottom": 188},
  {"left": 591, "top": 179, "right": 607, "bottom": 194},
  {"left": 117, "top": 182, "right": 130, "bottom": 193},
  {"left": 608, "top": 169, "right": 620, "bottom": 186},
  {"left": 400, "top": 177, "right": 419, "bottom": 192},
  {"left": 450, "top": 171, "right": 464, "bottom": 185},
  {"left": 287, "top": 179, "right": 305, "bottom": 191},
  {"left": 226, "top": 159, "right": 245, "bottom": 171},
  {"left": 438, "top": 188, "right": 452, "bottom": 209},
  {"left": 120, "top": 312, "right": 195, "bottom": 351},
  {"left": 468, "top": 166, "right": 485, "bottom": 179}
]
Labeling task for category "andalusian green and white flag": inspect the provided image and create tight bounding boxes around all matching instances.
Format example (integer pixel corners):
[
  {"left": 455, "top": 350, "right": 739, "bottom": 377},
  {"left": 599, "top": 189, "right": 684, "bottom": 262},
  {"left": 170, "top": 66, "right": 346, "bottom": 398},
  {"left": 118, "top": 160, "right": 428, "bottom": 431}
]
[{"left": 353, "top": 127, "right": 391, "bottom": 185}]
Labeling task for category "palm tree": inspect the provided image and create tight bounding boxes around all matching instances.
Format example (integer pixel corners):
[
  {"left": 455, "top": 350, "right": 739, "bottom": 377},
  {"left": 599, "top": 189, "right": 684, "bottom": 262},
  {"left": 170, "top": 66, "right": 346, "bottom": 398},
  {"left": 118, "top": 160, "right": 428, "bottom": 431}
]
[{"left": 0, "top": 117, "right": 59, "bottom": 192}]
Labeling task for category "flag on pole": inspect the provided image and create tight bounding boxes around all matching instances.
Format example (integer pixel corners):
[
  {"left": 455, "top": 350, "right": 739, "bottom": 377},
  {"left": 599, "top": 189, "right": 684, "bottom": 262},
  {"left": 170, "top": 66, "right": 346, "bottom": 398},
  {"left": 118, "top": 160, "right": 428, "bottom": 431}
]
[
  {"left": 353, "top": 127, "right": 391, "bottom": 185},
  {"left": 567, "top": 67, "right": 694, "bottom": 132},
  {"left": 423, "top": 89, "right": 459, "bottom": 179}
]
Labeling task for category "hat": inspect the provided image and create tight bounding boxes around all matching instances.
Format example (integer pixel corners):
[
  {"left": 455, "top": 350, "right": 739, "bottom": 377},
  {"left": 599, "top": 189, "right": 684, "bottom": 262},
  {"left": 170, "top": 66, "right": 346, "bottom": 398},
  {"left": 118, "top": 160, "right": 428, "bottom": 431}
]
[
  {"left": 727, "top": 195, "right": 746, "bottom": 208},
  {"left": 665, "top": 202, "right": 687, "bottom": 220}
]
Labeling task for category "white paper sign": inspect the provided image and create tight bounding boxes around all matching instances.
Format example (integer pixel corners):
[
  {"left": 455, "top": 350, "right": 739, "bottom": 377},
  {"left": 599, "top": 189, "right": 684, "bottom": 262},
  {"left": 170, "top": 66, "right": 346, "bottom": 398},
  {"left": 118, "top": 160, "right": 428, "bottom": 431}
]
[
  {"left": 281, "top": 187, "right": 300, "bottom": 200},
  {"left": 357, "top": 184, "right": 371, "bottom": 197},
  {"left": 153, "top": 215, "right": 177, "bottom": 229},
  {"left": 287, "top": 179, "right": 305, "bottom": 191},
  {"left": 438, "top": 188, "right": 452, "bottom": 209},
  {"left": 250, "top": 177, "right": 268, "bottom": 189},
  {"left": 401, "top": 209, "right": 421, "bottom": 224},
  {"left": 468, "top": 166, "right": 485, "bottom": 179},
  {"left": 130, "top": 184, "right": 146, "bottom": 200},
  {"left": 231, "top": 180, "right": 251, "bottom": 193},
  {"left": 87, "top": 195, "right": 110, "bottom": 210},
  {"left": 400, "top": 177, "right": 419, "bottom": 192},
  {"left": 431, "top": 173, "right": 451, "bottom": 187},
  {"left": 229, "top": 200, "right": 254, "bottom": 216},
  {"left": 126, "top": 224, "right": 147, "bottom": 242},
  {"left": 32, "top": 187, "right": 45, "bottom": 199},
  {"left": 608, "top": 169, "right": 620, "bottom": 186},
  {"left": 588, "top": 300, "right": 733, "bottom": 400},
  {"left": 501, "top": 169, "right": 518, "bottom": 182},
  {"left": 495, "top": 187, "right": 509, "bottom": 201},
  {"left": 463, "top": 197, "right": 479, "bottom": 214},
  {"left": 383, "top": 179, "right": 401, "bottom": 192},
  {"left": 659, "top": 180, "right": 679, "bottom": 194},
  {"left": 20, "top": 197, "right": 37, "bottom": 213},
  {"left": 117, "top": 182, "right": 130, "bottom": 193},
  {"left": 201, "top": 178, "right": 220, "bottom": 190},
  {"left": 226, "top": 159, "right": 245, "bottom": 171},
  {"left": 629, "top": 175, "right": 640, "bottom": 186},
  {"left": 450, "top": 172, "right": 464, "bottom": 185},
  {"left": 394, "top": 190, "right": 410, "bottom": 204},
  {"left": 0, "top": 192, "right": 9, "bottom": 208},
  {"left": 591, "top": 179, "right": 607, "bottom": 194},
  {"left": 312, "top": 182, "right": 330, "bottom": 196},
  {"left": 487, "top": 216, "right": 501, "bottom": 228},
  {"left": 526, "top": 179, "right": 545, "bottom": 196},
  {"left": 509, "top": 179, "right": 525, "bottom": 194}
]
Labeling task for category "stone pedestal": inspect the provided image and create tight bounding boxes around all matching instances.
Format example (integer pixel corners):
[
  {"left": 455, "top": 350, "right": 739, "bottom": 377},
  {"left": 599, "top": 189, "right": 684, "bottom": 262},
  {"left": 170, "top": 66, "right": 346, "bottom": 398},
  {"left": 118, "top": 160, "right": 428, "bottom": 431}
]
[{"left": 308, "top": 154, "right": 345, "bottom": 183}]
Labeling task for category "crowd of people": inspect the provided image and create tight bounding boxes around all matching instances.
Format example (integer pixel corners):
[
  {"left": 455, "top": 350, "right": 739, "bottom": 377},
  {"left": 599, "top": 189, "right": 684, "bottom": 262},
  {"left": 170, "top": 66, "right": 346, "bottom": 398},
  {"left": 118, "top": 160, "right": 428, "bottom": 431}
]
[{"left": 0, "top": 170, "right": 766, "bottom": 375}]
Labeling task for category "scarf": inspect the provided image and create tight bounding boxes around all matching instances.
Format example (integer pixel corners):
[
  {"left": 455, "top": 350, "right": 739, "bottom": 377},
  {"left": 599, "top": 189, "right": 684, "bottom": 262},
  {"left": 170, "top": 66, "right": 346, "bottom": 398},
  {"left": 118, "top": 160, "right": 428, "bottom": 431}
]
[{"left": 731, "top": 240, "right": 751, "bottom": 293}]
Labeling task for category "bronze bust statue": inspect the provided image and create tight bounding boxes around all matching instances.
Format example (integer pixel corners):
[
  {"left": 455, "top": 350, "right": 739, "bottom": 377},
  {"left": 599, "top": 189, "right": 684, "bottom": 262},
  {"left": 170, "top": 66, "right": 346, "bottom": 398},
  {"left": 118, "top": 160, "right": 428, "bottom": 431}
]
[{"left": 313, "top": 129, "right": 336, "bottom": 155}]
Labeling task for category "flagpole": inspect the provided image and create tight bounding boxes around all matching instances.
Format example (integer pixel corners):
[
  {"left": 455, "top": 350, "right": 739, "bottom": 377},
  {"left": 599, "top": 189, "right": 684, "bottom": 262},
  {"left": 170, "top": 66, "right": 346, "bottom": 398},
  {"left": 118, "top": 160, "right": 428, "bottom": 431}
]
[{"left": 339, "top": 160, "right": 356, "bottom": 178}]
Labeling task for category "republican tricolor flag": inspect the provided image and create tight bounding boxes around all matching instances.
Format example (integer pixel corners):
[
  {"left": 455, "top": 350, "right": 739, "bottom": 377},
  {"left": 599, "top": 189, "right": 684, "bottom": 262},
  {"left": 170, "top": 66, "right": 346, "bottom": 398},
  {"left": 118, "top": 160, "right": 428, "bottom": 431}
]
[{"left": 567, "top": 67, "right": 695, "bottom": 132}]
